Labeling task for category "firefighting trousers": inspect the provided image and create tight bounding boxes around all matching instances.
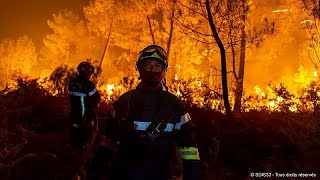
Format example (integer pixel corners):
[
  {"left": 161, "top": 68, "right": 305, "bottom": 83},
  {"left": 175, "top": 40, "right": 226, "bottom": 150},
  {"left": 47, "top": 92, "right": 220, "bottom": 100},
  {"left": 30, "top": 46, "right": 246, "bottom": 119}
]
[{"left": 69, "top": 127, "right": 92, "bottom": 149}]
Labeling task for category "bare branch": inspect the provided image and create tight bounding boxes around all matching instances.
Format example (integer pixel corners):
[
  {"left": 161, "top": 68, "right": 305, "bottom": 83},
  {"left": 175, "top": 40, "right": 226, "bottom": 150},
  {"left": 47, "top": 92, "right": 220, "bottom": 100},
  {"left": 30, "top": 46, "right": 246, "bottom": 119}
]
[
  {"left": 176, "top": 22, "right": 215, "bottom": 44},
  {"left": 308, "top": 47, "right": 320, "bottom": 69},
  {"left": 176, "top": 0, "right": 207, "bottom": 18},
  {"left": 175, "top": 18, "right": 211, "bottom": 36},
  {"left": 147, "top": 16, "right": 155, "bottom": 44}
]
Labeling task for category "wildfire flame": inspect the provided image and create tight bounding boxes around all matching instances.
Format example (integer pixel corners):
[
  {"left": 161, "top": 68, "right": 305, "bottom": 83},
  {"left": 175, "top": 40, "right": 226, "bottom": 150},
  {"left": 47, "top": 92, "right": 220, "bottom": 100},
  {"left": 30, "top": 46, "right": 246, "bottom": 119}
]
[
  {"left": 99, "top": 83, "right": 123, "bottom": 101},
  {"left": 1, "top": 1, "right": 320, "bottom": 114}
]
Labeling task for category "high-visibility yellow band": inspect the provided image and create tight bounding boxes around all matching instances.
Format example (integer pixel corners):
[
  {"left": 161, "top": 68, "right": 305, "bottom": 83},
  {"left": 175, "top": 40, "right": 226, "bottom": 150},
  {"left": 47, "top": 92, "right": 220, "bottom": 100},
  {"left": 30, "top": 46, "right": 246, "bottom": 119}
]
[{"left": 179, "top": 147, "right": 200, "bottom": 160}]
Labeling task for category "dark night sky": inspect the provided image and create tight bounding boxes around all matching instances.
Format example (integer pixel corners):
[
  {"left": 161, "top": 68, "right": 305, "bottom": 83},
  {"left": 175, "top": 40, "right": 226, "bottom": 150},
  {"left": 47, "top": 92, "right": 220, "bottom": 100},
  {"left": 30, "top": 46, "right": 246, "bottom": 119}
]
[{"left": 0, "top": 0, "right": 90, "bottom": 48}]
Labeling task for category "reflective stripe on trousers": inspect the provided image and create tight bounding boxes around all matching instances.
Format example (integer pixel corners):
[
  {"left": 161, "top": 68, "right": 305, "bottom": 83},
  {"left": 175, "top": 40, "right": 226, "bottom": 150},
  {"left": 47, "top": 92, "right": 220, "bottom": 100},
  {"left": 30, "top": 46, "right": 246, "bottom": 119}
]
[{"left": 179, "top": 147, "right": 200, "bottom": 160}]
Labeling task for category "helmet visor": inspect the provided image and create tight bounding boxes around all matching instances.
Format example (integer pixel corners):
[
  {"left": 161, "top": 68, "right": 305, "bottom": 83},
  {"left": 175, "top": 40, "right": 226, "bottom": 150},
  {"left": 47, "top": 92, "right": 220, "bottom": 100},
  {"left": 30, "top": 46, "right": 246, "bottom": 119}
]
[{"left": 138, "top": 47, "right": 167, "bottom": 65}]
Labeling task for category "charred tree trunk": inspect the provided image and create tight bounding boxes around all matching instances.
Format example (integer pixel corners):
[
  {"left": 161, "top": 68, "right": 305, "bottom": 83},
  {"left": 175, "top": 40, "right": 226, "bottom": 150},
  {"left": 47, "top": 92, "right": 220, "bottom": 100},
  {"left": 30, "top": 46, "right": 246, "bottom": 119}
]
[
  {"left": 147, "top": 16, "right": 155, "bottom": 44},
  {"left": 234, "top": 0, "right": 247, "bottom": 113},
  {"left": 229, "top": 24, "right": 238, "bottom": 82},
  {"left": 98, "top": 20, "right": 113, "bottom": 75},
  {"left": 205, "top": 0, "right": 232, "bottom": 116},
  {"left": 167, "top": 0, "right": 177, "bottom": 61}
]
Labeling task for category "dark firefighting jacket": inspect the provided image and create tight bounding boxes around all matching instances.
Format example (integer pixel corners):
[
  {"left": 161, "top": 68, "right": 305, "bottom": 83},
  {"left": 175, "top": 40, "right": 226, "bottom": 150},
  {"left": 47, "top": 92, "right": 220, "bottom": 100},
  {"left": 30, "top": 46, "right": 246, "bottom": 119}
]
[
  {"left": 68, "top": 75, "right": 100, "bottom": 128},
  {"left": 106, "top": 84, "right": 201, "bottom": 180}
]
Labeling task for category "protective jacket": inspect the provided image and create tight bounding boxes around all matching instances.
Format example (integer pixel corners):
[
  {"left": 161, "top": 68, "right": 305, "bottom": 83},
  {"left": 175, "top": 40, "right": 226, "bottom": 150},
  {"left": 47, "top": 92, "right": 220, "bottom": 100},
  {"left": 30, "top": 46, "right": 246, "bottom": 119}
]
[
  {"left": 68, "top": 75, "right": 100, "bottom": 147},
  {"left": 107, "top": 83, "right": 201, "bottom": 180}
]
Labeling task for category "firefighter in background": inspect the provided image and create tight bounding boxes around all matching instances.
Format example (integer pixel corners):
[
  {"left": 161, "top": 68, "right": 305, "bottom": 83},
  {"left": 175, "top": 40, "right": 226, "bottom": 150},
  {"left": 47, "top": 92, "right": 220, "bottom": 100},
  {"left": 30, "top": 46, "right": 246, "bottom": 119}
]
[
  {"left": 105, "top": 45, "right": 201, "bottom": 180},
  {"left": 68, "top": 61, "right": 100, "bottom": 179},
  {"left": 69, "top": 61, "right": 100, "bottom": 148}
]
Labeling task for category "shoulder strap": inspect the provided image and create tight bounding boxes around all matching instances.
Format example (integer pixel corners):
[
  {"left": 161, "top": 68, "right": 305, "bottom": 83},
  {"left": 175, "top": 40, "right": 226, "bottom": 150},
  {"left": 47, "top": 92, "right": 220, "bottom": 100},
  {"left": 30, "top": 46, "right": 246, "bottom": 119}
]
[
  {"left": 149, "top": 113, "right": 176, "bottom": 133},
  {"left": 145, "top": 91, "right": 176, "bottom": 134}
]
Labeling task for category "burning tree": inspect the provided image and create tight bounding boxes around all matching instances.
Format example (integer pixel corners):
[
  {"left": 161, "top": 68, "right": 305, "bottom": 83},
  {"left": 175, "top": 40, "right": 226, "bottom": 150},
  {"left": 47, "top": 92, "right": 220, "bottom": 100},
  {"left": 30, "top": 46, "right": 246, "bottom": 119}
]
[
  {"left": 84, "top": 0, "right": 199, "bottom": 84},
  {"left": 0, "top": 36, "right": 38, "bottom": 85},
  {"left": 173, "top": 0, "right": 274, "bottom": 114},
  {"left": 302, "top": 0, "right": 320, "bottom": 70},
  {"left": 84, "top": 0, "right": 164, "bottom": 80},
  {"left": 39, "top": 10, "right": 103, "bottom": 74},
  {"left": 225, "top": 0, "right": 274, "bottom": 113},
  {"left": 167, "top": 0, "right": 233, "bottom": 115}
]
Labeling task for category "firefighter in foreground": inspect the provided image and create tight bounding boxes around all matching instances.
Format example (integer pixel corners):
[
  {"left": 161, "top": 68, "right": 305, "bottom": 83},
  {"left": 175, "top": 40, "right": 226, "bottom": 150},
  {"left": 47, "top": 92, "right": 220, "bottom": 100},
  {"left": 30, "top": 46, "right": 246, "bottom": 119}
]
[
  {"left": 68, "top": 61, "right": 101, "bottom": 179},
  {"left": 106, "top": 45, "right": 201, "bottom": 180}
]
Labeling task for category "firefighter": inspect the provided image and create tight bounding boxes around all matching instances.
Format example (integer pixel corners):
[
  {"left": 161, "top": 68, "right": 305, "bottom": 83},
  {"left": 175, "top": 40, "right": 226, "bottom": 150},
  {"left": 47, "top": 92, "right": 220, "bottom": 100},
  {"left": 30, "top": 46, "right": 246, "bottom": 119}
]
[
  {"left": 68, "top": 61, "right": 101, "bottom": 179},
  {"left": 69, "top": 61, "right": 100, "bottom": 148},
  {"left": 106, "top": 45, "right": 201, "bottom": 180}
]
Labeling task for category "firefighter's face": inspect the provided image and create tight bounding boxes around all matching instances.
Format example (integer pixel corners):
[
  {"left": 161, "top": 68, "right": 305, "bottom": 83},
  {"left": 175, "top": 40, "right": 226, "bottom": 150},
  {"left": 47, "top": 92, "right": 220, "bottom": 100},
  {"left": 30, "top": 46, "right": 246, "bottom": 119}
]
[
  {"left": 80, "top": 68, "right": 94, "bottom": 79},
  {"left": 138, "top": 59, "right": 165, "bottom": 85},
  {"left": 141, "top": 59, "right": 164, "bottom": 72}
]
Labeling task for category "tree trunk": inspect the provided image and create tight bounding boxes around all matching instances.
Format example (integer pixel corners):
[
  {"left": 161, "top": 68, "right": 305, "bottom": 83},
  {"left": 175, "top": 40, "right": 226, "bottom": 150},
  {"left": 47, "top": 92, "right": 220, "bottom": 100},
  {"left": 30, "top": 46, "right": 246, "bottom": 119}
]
[
  {"left": 234, "top": 0, "right": 247, "bottom": 113},
  {"left": 147, "top": 16, "right": 155, "bottom": 44},
  {"left": 205, "top": 0, "right": 232, "bottom": 116},
  {"left": 167, "top": 0, "right": 177, "bottom": 61},
  {"left": 229, "top": 24, "right": 238, "bottom": 82},
  {"left": 98, "top": 20, "right": 113, "bottom": 75}
]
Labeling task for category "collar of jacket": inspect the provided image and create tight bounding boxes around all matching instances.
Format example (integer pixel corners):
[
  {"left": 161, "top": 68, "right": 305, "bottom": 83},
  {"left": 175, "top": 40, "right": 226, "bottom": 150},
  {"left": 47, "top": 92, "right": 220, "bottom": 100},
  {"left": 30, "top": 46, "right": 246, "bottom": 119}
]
[{"left": 136, "top": 82, "right": 163, "bottom": 93}]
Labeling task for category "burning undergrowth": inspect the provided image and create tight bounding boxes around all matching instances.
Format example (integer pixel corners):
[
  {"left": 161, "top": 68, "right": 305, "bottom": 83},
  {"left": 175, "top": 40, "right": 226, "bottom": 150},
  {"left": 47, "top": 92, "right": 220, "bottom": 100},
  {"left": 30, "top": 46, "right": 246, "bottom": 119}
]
[{"left": 0, "top": 65, "right": 319, "bottom": 179}]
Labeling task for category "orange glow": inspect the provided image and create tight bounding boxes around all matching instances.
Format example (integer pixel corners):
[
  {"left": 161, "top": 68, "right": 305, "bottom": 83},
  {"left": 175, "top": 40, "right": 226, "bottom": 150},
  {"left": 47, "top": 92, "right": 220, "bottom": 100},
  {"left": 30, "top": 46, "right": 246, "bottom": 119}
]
[
  {"left": 1, "top": 0, "right": 320, "bottom": 113},
  {"left": 98, "top": 83, "right": 123, "bottom": 101}
]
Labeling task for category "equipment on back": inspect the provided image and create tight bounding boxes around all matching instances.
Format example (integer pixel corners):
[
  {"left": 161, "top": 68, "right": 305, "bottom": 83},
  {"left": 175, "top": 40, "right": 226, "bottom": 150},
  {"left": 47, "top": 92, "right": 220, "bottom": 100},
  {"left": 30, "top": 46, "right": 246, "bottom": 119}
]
[
  {"left": 136, "top": 45, "right": 168, "bottom": 71},
  {"left": 143, "top": 113, "right": 176, "bottom": 144}
]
